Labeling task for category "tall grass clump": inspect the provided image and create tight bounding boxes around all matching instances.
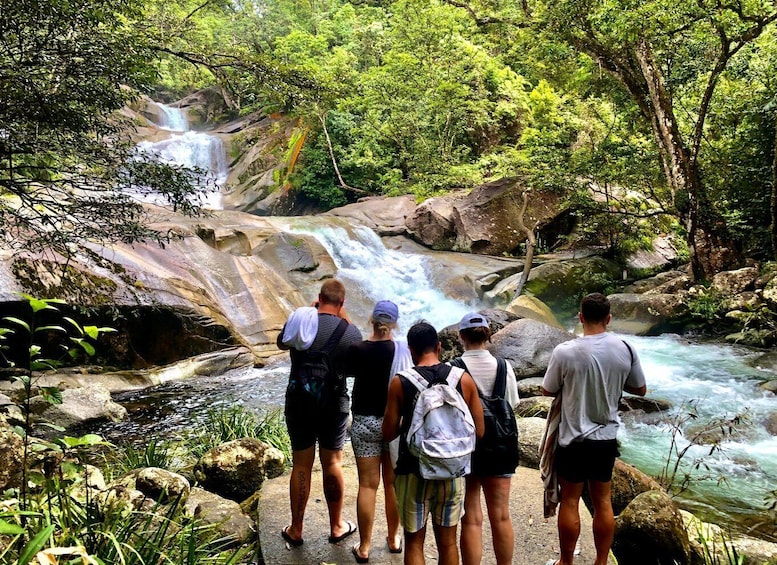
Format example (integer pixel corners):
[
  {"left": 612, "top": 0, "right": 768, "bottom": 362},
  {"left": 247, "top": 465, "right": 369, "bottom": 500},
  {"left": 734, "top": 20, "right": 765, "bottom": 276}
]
[
  {"left": 114, "top": 436, "right": 178, "bottom": 476},
  {"left": 186, "top": 405, "right": 291, "bottom": 463}
]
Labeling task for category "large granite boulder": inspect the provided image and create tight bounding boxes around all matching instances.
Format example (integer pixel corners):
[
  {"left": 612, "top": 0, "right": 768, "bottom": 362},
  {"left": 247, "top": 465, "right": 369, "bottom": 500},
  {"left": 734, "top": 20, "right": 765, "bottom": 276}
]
[
  {"left": 490, "top": 319, "right": 575, "bottom": 378},
  {"left": 711, "top": 266, "right": 759, "bottom": 295},
  {"left": 516, "top": 377, "right": 545, "bottom": 398},
  {"left": 405, "top": 196, "right": 457, "bottom": 251},
  {"left": 184, "top": 487, "right": 256, "bottom": 546},
  {"left": 110, "top": 467, "right": 191, "bottom": 505},
  {"left": 613, "top": 490, "right": 691, "bottom": 565},
  {"left": 624, "top": 270, "right": 688, "bottom": 294},
  {"left": 515, "top": 396, "right": 553, "bottom": 418},
  {"left": 439, "top": 309, "right": 520, "bottom": 361},
  {"left": 516, "top": 416, "right": 546, "bottom": 469},
  {"left": 505, "top": 295, "right": 561, "bottom": 328},
  {"left": 524, "top": 256, "right": 622, "bottom": 311},
  {"left": 325, "top": 196, "right": 417, "bottom": 236},
  {"left": 0, "top": 414, "right": 23, "bottom": 490},
  {"left": 406, "top": 178, "right": 563, "bottom": 255},
  {"left": 176, "top": 86, "right": 231, "bottom": 127},
  {"left": 194, "top": 437, "right": 285, "bottom": 502},
  {"left": 609, "top": 460, "right": 663, "bottom": 515},
  {"left": 34, "top": 383, "right": 127, "bottom": 429},
  {"left": 625, "top": 237, "right": 680, "bottom": 274},
  {"left": 607, "top": 293, "right": 688, "bottom": 335}
]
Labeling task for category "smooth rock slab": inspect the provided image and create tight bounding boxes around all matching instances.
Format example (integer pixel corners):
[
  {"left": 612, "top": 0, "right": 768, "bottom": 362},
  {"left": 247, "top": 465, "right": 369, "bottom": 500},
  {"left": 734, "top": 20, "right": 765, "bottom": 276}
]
[
  {"left": 491, "top": 319, "right": 574, "bottom": 379},
  {"left": 35, "top": 383, "right": 127, "bottom": 429},
  {"left": 184, "top": 487, "right": 256, "bottom": 546}
]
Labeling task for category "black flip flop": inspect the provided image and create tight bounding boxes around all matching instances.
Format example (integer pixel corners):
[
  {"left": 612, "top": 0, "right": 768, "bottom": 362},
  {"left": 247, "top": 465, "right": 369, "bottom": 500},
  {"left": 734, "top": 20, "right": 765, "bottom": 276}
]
[
  {"left": 281, "top": 526, "right": 304, "bottom": 547},
  {"left": 388, "top": 535, "right": 403, "bottom": 554},
  {"left": 352, "top": 543, "right": 369, "bottom": 563},
  {"left": 328, "top": 520, "right": 357, "bottom": 543}
]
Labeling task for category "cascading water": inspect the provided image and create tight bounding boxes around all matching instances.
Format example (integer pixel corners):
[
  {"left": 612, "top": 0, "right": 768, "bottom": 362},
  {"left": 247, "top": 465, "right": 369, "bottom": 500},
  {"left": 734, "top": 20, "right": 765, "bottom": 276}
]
[
  {"left": 282, "top": 221, "right": 472, "bottom": 332},
  {"left": 134, "top": 104, "right": 227, "bottom": 209},
  {"left": 155, "top": 103, "right": 190, "bottom": 132}
]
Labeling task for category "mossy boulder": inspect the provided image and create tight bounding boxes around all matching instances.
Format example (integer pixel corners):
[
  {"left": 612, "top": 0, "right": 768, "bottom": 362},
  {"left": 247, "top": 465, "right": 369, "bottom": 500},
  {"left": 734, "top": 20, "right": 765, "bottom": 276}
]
[{"left": 194, "top": 437, "right": 285, "bottom": 502}]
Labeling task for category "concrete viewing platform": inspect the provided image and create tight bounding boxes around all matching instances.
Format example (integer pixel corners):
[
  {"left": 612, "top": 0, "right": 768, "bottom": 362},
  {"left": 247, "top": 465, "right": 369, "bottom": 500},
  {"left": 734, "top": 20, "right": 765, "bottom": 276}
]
[{"left": 257, "top": 450, "right": 614, "bottom": 564}]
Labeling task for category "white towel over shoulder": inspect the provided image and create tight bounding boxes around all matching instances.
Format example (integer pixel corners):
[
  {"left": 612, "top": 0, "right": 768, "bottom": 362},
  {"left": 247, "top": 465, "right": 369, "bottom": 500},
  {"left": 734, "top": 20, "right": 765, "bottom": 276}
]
[{"left": 281, "top": 307, "right": 319, "bottom": 350}]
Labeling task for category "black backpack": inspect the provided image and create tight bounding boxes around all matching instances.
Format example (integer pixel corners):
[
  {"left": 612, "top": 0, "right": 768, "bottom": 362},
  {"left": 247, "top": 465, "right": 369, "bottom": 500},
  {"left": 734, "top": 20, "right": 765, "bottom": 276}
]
[
  {"left": 289, "top": 318, "right": 349, "bottom": 404},
  {"left": 450, "top": 356, "right": 520, "bottom": 476}
]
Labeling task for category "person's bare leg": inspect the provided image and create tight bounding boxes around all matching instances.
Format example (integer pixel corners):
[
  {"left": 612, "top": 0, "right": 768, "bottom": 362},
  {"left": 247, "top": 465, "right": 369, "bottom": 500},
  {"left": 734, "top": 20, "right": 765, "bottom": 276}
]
[
  {"left": 287, "top": 446, "right": 315, "bottom": 540},
  {"left": 381, "top": 450, "right": 402, "bottom": 550},
  {"left": 482, "top": 476, "right": 514, "bottom": 565},
  {"left": 460, "top": 475, "right": 483, "bottom": 565},
  {"left": 355, "top": 455, "right": 381, "bottom": 557},
  {"left": 405, "top": 527, "right": 426, "bottom": 565},
  {"left": 557, "top": 477, "right": 585, "bottom": 565},
  {"left": 588, "top": 480, "right": 615, "bottom": 565},
  {"left": 432, "top": 523, "right": 460, "bottom": 565},
  {"left": 320, "top": 447, "right": 349, "bottom": 538}
]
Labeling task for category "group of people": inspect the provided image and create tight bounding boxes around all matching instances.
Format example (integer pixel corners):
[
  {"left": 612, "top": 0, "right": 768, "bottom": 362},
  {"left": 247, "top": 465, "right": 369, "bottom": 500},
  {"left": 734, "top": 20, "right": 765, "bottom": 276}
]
[{"left": 277, "top": 279, "right": 646, "bottom": 565}]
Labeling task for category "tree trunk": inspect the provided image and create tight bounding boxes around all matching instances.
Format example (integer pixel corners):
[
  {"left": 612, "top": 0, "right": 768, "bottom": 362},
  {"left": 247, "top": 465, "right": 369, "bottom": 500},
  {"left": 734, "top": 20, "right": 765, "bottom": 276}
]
[
  {"left": 771, "top": 118, "right": 777, "bottom": 259},
  {"left": 513, "top": 189, "right": 537, "bottom": 298},
  {"left": 634, "top": 39, "right": 739, "bottom": 280}
]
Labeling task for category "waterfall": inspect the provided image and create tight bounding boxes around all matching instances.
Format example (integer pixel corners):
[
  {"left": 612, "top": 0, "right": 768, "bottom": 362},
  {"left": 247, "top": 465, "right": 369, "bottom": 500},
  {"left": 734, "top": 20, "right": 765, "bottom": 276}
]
[
  {"left": 284, "top": 222, "right": 473, "bottom": 332},
  {"left": 134, "top": 103, "right": 228, "bottom": 209},
  {"left": 155, "top": 103, "right": 190, "bottom": 132}
]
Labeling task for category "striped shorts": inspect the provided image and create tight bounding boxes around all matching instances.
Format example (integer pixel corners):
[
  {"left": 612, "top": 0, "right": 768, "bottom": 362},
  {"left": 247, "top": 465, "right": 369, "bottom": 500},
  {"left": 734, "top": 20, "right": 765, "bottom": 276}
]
[{"left": 394, "top": 472, "right": 465, "bottom": 533}]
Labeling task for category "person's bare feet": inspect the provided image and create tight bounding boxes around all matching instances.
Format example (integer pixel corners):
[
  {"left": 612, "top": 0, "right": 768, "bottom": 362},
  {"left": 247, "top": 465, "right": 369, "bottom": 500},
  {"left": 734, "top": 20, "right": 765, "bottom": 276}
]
[{"left": 388, "top": 533, "right": 403, "bottom": 553}]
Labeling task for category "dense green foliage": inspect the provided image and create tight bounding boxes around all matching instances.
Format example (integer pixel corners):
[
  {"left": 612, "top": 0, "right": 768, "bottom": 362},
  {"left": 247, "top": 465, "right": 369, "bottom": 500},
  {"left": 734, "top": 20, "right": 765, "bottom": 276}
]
[
  {"left": 146, "top": 0, "right": 777, "bottom": 267},
  {"left": 2, "top": 0, "right": 776, "bottom": 263}
]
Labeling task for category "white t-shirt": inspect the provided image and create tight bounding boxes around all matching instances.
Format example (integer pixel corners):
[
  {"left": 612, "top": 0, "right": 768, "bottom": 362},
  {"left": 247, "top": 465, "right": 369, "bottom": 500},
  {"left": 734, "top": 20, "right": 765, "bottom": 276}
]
[
  {"left": 542, "top": 332, "right": 646, "bottom": 447},
  {"left": 459, "top": 349, "right": 520, "bottom": 409}
]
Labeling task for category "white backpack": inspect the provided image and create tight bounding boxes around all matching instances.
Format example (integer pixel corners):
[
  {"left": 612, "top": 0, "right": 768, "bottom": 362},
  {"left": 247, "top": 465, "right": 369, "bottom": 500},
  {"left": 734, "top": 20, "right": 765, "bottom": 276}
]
[{"left": 401, "top": 366, "right": 476, "bottom": 480}]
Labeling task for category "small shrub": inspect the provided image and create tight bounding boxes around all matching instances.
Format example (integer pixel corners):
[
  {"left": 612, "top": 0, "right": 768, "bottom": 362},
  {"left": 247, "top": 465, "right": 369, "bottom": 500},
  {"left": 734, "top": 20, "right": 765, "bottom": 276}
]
[{"left": 185, "top": 406, "right": 291, "bottom": 463}]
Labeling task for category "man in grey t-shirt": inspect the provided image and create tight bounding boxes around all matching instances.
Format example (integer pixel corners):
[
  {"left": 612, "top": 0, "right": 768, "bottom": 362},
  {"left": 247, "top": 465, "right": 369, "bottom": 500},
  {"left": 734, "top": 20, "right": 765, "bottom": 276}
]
[{"left": 542, "top": 293, "right": 646, "bottom": 565}]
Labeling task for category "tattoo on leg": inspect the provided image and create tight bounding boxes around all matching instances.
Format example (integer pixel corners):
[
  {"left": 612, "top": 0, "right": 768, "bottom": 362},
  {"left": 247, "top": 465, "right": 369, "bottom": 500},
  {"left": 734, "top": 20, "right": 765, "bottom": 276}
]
[
  {"left": 323, "top": 474, "right": 342, "bottom": 503},
  {"left": 293, "top": 470, "right": 307, "bottom": 521}
]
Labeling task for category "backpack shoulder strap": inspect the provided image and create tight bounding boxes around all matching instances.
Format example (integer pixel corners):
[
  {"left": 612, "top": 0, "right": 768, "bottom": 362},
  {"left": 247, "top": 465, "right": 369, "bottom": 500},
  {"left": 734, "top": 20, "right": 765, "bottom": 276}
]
[
  {"left": 319, "top": 318, "right": 349, "bottom": 354},
  {"left": 622, "top": 340, "right": 634, "bottom": 365},
  {"left": 493, "top": 357, "right": 508, "bottom": 399},
  {"left": 449, "top": 357, "right": 468, "bottom": 372},
  {"left": 446, "top": 365, "right": 465, "bottom": 388},
  {"left": 399, "top": 367, "right": 428, "bottom": 393}
]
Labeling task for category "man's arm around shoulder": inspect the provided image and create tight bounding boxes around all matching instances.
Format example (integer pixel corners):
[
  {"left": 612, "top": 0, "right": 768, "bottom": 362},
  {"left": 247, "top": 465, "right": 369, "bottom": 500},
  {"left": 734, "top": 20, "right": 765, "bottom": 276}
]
[{"left": 460, "top": 372, "right": 485, "bottom": 439}]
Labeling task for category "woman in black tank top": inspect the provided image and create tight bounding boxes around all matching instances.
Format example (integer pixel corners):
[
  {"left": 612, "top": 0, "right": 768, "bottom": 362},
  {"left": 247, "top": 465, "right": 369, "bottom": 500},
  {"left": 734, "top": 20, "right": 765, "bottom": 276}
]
[{"left": 348, "top": 301, "right": 408, "bottom": 562}]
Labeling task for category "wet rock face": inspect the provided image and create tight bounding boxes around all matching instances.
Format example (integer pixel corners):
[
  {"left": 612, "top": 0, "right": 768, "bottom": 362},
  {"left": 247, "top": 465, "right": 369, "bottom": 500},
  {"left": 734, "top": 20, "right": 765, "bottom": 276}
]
[
  {"left": 613, "top": 490, "right": 691, "bottom": 565},
  {"left": 607, "top": 292, "right": 688, "bottom": 335},
  {"left": 325, "top": 195, "right": 417, "bottom": 236},
  {"left": 524, "top": 256, "right": 622, "bottom": 312},
  {"left": 193, "top": 437, "right": 285, "bottom": 502}
]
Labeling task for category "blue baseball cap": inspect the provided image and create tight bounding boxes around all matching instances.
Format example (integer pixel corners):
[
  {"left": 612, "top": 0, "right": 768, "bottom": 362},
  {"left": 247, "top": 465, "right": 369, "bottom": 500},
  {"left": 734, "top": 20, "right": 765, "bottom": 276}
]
[
  {"left": 372, "top": 300, "right": 399, "bottom": 323},
  {"left": 459, "top": 312, "right": 489, "bottom": 330}
]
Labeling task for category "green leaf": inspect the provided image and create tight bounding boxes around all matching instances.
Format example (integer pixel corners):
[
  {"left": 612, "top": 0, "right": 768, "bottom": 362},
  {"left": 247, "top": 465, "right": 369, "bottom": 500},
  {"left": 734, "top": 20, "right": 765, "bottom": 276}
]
[
  {"left": 3, "top": 316, "right": 30, "bottom": 333},
  {"left": 0, "top": 518, "right": 24, "bottom": 535},
  {"left": 34, "top": 325, "right": 67, "bottom": 334},
  {"left": 17, "top": 524, "right": 55, "bottom": 565},
  {"left": 83, "top": 325, "right": 99, "bottom": 339},
  {"left": 70, "top": 337, "right": 96, "bottom": 356},
  {"left": 62, "top": 316, "right": 84, "bottom": 336},
  {"left": 36, "top": 422, "right": 66, "bottom": 432},
  {"left": 29, "top": 297, "right": 54, "bottom": 313},
  {"left": 59, "top": 433, "right": 108, "bottom": 448},
  {"left": 40, "top": 387, "right": 63, "bottom": 405},
  {"left": 31, "top": 359, "right": 58, "bottom": 371}
]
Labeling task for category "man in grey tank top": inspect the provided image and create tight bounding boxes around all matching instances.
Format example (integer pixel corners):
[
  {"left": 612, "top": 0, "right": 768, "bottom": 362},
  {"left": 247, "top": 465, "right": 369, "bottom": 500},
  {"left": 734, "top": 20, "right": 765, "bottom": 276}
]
[{"left": 542, "top": 293, "right": 646, "bottom": 565}]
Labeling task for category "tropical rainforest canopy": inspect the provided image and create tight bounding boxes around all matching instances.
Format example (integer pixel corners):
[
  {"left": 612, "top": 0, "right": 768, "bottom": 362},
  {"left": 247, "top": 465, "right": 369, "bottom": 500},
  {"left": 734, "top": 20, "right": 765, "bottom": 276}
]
[{"left": 2, "top": 0, "right": 777, "bottom": 279}]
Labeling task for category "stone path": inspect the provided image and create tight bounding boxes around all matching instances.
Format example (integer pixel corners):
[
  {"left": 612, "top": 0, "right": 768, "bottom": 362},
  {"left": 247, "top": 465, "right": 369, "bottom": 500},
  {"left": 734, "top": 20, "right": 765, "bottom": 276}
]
[{"left": 257, "top": 451, "right": 615, "bottom": 564}]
